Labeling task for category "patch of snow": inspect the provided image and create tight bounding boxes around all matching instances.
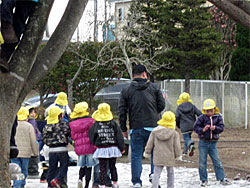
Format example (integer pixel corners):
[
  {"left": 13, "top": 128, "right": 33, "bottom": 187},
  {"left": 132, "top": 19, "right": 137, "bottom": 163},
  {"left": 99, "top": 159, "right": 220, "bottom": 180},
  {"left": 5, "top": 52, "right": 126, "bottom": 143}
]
[{"left": 25, "top": 163, "right": 250, "bottom": 188}]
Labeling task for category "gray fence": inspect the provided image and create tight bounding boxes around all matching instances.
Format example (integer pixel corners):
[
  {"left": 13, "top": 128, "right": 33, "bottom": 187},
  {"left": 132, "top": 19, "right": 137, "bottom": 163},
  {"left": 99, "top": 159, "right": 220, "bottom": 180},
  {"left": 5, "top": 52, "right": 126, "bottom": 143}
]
[{"left": 160, "top": 79, "right": 250, "bottom": 129}]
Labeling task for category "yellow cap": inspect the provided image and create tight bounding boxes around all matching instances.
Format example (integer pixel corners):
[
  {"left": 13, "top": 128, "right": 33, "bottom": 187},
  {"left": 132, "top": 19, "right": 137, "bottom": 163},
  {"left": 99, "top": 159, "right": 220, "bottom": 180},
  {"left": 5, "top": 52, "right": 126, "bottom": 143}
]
[
  {"left": 46, "top": 106, "right": 64, "bottom": 124},
  {"left": 177, "top": 92, "right": 193, "bottom": 105},
  {"left": 92, "top": 103, "right": 113, "bottom": 122},
  {"left": 55, "top": 92, "right": 68, "bottom": 106},
  {"left": 157, "top": 111, "right": 176, "bottom": 129},
  {"left": 202, "top": 99, "right": 220, "bottom": 114},
  {"left": 70, "top": 102, "right": 89, "bottom": 119},
  {"left": 17, "top": 107, "right": 29, "bottom": 121}
]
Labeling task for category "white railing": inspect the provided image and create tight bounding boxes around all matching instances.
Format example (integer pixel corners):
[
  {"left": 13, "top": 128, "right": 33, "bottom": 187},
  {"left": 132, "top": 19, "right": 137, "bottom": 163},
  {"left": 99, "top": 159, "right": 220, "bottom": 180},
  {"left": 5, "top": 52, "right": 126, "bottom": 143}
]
[{"left": 161, "top": 79, "right": 250, "bottom": 129}]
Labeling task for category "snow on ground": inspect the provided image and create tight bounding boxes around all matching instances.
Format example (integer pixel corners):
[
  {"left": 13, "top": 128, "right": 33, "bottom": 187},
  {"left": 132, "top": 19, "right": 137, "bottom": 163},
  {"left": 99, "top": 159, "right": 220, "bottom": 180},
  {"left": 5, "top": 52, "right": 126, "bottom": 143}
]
[{"left": 26, "top": 163, "right": 250, "bottom": 188}]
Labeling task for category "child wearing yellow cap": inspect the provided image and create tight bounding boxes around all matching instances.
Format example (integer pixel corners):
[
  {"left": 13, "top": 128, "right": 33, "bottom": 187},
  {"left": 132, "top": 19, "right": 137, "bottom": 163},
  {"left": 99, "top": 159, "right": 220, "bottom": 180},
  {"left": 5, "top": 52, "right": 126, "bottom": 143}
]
[
  {"left": 175, "top": 92, "right": 201, "bottom": 156},
  {"left": 143, "top": 111, "right": 182, "bottom": 188},
  {"left": 45, "top": 92, "right": 72, "bottom": 122},
  {"left": 69, "top": 102, "right": 98, "bottom": 188},
  {"left": 194, "top": 99, "right": 231, "bottom": 186},
  {"left": 89, "top": 103, "right": 125, "bottom": 188},
  {"left": 11, "top": 107, "right": 38, "bottom": 188},
  {"left": 42, "top": 106, "right": 71, "bottom": 188}
]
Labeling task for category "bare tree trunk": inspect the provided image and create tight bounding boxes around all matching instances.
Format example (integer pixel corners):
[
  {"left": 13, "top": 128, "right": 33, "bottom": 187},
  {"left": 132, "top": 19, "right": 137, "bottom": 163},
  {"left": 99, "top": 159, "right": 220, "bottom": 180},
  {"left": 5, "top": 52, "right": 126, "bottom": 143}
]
[
  {"left": 184, "top": 74, "right": 190, "bottom": 93},
  {"left": 67, "top": 60, "right": 83, "bottom": 108},
  {"left": 103, "top": 0, "right": 107, "bottom": 42},
  {"left": 94, "top": 0, "right": 98, "bottom": 41},
  {"left": 118, "top": 40, "right": 133, "bottom": 79},
  {"left": 0, "top": 107, "right": 13, "bottom": 187},
  {"left": 209, "top": 0, "right": 250, "bottom": 30},
  {"left": 0, "top": 0, "right": 89, "bottom": 186}
]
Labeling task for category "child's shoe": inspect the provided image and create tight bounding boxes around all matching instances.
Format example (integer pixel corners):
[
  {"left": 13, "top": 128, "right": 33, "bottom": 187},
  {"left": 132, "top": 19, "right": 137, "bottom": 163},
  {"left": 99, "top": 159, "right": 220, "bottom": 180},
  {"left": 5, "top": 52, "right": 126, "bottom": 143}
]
[
  {"left": 149, "top": 173, "right": 153, "bottom": 183},
  {"left": 133, "top": 183, "right": 142, "bottom": 188},
  {"left": 105, "top": 183, "right": 112, "bottom": 187},
  {"left": 220, "top": 179, "right": 231, "bottom": 185},
  {"left": 51, "top": 178, "right": 61, "bottom": 188},
  {"left": 189, "top": 144, "right": 195, "bottom": 157},
  {"left": 112, "top": 184, "right": 119, "bottom": 188},
  {"left": 200, "top": 181, "right": 208, "bottom": 187},
  {"left": 40, "top": 179, "right": 47, "bottom": 183},
  {"left": 77, "top": 179, "right": 83, "bottom": 188}
]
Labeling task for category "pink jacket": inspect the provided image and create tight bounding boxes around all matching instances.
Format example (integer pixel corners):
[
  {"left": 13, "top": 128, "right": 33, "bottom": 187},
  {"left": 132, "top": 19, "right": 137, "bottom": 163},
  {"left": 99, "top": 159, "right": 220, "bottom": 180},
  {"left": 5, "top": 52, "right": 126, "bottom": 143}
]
[{"left": 69, "top": 117, "right": 96, "bottom": 155}]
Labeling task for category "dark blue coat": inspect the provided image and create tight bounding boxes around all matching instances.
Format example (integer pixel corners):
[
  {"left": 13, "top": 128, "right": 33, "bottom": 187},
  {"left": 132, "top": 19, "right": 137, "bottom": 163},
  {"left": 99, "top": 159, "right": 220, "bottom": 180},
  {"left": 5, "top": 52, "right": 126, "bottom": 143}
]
[{"left": 194, "top": 114, "right": 224, "bottom": 141}]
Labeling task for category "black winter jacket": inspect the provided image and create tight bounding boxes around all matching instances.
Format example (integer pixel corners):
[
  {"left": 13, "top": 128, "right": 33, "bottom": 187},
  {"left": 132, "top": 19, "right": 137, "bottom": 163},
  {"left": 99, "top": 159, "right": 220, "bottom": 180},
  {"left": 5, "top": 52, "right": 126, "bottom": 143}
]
[
  {"left": 119, "top": 78, "right": 165, "bottom": 132},
  {"left": 88, "top": 120, "right": 125, "bottom": 152},
  {"left": 194, "top": 114, "right": 224, "bottom": 141},
  {"left": 175, "top": 102, "right": 202, "bottom": 133},
  {"left": 42, "top": 120, "right": 70, "bottom": 148}
]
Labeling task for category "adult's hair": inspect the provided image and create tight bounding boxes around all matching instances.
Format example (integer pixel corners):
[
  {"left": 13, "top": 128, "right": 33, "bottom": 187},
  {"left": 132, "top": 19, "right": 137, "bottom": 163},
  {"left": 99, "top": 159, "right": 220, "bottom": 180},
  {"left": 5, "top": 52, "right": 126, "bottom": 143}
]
[{"left": 132, "top": 64, "right": 147, "bottom": 76}]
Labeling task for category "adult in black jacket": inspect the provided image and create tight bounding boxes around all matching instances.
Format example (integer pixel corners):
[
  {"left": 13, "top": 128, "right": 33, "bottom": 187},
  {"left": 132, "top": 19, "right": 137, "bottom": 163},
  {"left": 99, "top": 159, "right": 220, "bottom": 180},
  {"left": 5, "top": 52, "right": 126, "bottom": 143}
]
[
  {"left": 175, "top": 92, "right": 202, "bottom": 156},
  {"left": 118, "top": 64, "right": 165, "bottom": 187}
]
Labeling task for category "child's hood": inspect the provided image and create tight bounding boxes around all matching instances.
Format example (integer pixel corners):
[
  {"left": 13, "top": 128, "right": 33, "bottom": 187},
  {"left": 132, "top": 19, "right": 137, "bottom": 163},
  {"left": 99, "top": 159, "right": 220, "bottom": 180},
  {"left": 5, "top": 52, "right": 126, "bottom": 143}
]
[
  {"left": 178, "top": 102, "right": 194, "bottom": 113},
  {"left": 154, "top": 126, "right": 176, "bottom": 140}
]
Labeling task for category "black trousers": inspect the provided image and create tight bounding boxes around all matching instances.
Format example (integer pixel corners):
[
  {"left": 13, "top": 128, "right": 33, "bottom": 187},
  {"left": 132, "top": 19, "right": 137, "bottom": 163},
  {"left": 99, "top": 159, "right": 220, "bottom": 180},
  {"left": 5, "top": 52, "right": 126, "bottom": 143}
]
[{"left": 99, "top": 158, "right": 117, "bottom": 186}]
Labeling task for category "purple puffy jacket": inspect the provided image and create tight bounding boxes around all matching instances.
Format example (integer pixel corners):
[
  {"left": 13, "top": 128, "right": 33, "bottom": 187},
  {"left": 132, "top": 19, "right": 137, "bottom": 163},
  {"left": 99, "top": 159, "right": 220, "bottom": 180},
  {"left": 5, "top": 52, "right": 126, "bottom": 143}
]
[{"left": 69, "top": 117, "right": 96, "bottom": 155}]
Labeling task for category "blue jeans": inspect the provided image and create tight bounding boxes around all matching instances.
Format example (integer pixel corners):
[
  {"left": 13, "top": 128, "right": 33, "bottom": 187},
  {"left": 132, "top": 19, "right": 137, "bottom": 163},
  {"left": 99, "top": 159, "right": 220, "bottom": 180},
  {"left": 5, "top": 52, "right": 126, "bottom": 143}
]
[
  {"left": 198, "top": 140, "right": 225, "bottom": 181},
  {"left": 48, "top": 151, "right": 69, "bottom": 186},
  {"left": 93, "top": 163, "right": 111, "bottom": 185},
  {"left": 131, "top": 128, "right": 153, "bottom": 185},
  {"left": 11, "top": 158, "right": 30, "bottom": 188},
  {"left": 183, "top": 132, "right": 194, "bottom": 153}
]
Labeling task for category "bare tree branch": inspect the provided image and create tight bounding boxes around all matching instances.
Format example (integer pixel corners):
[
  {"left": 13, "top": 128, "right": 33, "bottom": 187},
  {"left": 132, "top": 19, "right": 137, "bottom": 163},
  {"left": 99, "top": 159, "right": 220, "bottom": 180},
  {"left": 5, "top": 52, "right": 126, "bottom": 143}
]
[
  {"left": 67, "top": 60, "right": 84, "bottom": 107},
  {"left": 228, "top": 0, "right": 250, "bottom": 15},
  {"left": 7, "top": 0, "right": 54, "bottom": 96},
  {"left": 209, "top": 0, "right": 250, "bottom": 30},
  {"left": 19, "top": 0, "right": 89, "bottom": 102}
]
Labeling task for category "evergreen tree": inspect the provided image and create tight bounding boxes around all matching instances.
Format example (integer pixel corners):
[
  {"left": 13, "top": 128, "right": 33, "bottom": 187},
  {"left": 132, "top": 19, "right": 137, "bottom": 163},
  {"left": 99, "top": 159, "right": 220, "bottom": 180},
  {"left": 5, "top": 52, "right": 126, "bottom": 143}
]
[
  {"left": 130, "top": 0, "right": 222, "bottom": 92},
  {"left": 230, "top": 24, "right": 250, "bottom": 81}
]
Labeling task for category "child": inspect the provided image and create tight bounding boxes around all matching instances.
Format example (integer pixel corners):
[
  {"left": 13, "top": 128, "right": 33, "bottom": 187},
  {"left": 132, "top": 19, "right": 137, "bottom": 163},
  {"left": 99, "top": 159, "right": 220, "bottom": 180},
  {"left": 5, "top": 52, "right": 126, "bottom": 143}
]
[
  {"left": 69, "top": 102, "right": 98, "bottom": 188},
  {"left": 175, "top": 92, "right": 201, "bottom": 156},
  {"left": 42, "top": 106, "right": 71, "bottom": 188},
  {"left": 194, "top": 99, "right": 231, "bottom": 187},
  {"left": 89, "top": 103, "right": 125, "bottom": 188},
  {"left": 143, "top": 111, "right": 182, "bottom": 188},
  {"left": 11, "top": 107, "right": 38, "bottom": 188},
  {"left": 27, "top": 106, "right": 40, "bottom": 176},
  {"left": 45, "top": 92, "right": 72, "bottom": 122}
]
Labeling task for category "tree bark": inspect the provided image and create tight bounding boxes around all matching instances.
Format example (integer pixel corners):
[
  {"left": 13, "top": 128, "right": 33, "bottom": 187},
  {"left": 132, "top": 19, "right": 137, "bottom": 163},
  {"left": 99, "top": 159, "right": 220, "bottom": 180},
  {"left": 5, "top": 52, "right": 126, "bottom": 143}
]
[
  {"left": 19, "top": 0, "right": 89, "bottom": 102},
  {"left": 228, "top": 0, "right": 250, "bottom": 15},
  {"left": 209, "top": 0, "right": 250, "bottom": 30},
  {"left": 0, "top": 0, "right": 89, "bottom": 186},
  {"left": 94, "top": 0, "right": 98, "bottom": 41},
  {"left": 184, "top": 74, "right": 190, "bottom": 93},
  {"left": 67, "top": 60, "right": 83, "bottom": 108}
]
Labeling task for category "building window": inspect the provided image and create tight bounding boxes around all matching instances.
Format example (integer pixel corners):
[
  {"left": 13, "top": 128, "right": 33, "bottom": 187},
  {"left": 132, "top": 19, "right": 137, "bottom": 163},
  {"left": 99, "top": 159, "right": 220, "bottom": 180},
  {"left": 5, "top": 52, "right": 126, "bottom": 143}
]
[{"left": 118, "top": 8, "right": 124, "bottom": 22}]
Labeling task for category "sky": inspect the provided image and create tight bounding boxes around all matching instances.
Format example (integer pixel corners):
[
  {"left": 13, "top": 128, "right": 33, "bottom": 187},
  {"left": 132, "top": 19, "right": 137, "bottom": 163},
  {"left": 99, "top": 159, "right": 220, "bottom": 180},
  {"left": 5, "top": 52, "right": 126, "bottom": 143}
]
[{"left": 47, "top": 0, "right": 111, "bottom": 42}]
